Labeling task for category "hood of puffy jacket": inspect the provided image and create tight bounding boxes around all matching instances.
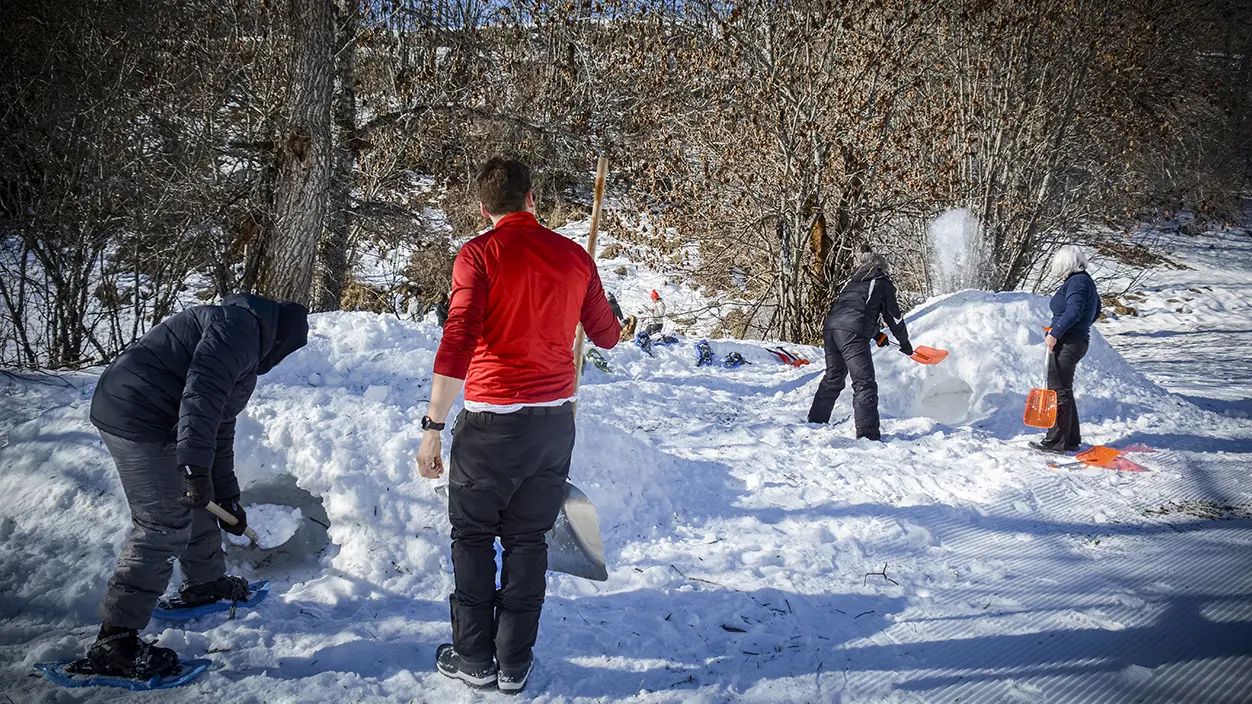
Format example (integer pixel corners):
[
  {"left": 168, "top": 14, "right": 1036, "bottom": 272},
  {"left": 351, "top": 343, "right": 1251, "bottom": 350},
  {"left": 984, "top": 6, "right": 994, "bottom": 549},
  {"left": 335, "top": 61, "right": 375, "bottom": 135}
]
[{"left": 223, "top": 294, "right": 309, "bottom": 375}]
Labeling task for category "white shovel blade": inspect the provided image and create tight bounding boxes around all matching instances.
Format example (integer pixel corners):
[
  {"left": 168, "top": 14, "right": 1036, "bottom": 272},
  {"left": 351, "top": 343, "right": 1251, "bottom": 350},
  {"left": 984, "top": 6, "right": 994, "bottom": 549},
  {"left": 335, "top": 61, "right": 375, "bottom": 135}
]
[{"left": 434, "top": 480, "right": 608, "bottom": 581}]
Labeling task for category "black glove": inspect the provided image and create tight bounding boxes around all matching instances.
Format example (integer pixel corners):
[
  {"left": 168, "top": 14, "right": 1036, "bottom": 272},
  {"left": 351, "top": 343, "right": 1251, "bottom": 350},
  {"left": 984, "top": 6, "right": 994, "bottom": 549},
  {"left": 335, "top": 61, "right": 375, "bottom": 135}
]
[
  {"left": 177, "top": 465, "right": 213, "bottom": 508},
  {"left": 899, "top": 343, "right": 915, "bottom": 356},
  {"left": 215, "top": 496, "right": 248, "bottom": 536}
]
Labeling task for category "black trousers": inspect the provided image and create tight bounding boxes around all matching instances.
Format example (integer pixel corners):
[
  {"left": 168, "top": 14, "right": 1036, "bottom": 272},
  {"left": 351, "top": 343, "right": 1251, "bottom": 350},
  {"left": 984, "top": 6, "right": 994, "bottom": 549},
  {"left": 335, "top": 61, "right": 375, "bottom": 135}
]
[
  {"left": 1044, "top": 337, "right": 1089, "bottom": 449},
  {"left": 808, "top": 328, "right": 880, "bottom": 438},
  {"left": 447, "top": 403, "right": 574, "bottom": 667}
]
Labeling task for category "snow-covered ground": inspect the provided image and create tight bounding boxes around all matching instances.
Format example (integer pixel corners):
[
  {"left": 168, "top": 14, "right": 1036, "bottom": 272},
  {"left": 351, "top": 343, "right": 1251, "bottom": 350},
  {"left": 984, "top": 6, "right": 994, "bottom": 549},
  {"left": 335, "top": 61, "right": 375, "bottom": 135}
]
[{"left": 1, "top": 226, "right": 1250, "bottom": 703}]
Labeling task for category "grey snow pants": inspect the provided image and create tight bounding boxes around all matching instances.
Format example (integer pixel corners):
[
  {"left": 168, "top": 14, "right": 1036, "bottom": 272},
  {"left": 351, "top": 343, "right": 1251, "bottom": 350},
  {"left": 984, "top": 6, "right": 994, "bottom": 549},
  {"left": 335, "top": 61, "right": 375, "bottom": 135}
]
[{"left": 97, "top": 431, "right": 226, "bottom": 629}]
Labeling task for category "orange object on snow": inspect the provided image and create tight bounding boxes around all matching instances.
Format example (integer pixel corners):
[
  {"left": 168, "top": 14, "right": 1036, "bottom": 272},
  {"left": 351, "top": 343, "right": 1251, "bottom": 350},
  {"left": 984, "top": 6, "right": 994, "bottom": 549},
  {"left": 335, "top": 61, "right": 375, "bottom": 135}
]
[
  {"left": 1024, "top": 327, "right": 1058, "bottom": 429},
  {"left": 1074, "top": 445, "right": 1122, "bottom": 467},
  {"left": 909, "top": 346, "right": 948, "bottom": 365}
]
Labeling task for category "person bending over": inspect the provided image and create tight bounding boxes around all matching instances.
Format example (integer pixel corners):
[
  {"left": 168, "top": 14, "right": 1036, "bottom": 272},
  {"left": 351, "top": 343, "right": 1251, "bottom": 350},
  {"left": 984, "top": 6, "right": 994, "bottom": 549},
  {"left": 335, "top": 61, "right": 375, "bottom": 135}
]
[{"left": 83, "top": 293, "right": 308, "bottom": 678}]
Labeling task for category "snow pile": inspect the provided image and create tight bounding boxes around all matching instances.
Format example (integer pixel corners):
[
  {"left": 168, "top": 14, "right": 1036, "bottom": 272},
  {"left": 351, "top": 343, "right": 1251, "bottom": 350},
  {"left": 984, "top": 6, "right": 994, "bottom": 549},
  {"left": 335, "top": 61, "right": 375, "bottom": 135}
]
[
  {"left": 873, "top": 290, "right": 1174, "bottom": 432},
  {"left": 3, "top": 267, "right": 1251, "bottom": 701}
]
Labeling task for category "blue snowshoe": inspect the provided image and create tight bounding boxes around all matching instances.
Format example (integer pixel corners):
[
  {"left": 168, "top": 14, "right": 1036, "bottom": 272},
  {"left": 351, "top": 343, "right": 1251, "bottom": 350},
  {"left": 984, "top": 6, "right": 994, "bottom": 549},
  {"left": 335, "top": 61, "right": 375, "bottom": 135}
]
[
  {"left": 722, "top": 352, "right": 750, "bottom": 369},
  {"left": 153, "top": 578, "right": 269, "bottom": 622},
  {"left": 695, "top": 340, "right": 714, "bottom": 367},
  {"left": 36, "top": 659, "right": 210, "bottom": 691},
  {"left": 37, "top": 626, "right": 209, "bottom": 690},
  {"left": 652, "top": 334, "right": 680, "bottom": 347},
  {"left": 634, "top": 330, "right": 654, "bottom": 357}
]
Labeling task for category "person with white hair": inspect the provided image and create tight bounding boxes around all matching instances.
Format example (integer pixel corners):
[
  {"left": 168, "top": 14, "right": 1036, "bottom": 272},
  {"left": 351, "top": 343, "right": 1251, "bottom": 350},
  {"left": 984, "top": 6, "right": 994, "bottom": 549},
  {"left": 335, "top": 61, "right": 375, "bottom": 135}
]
[
  {"left": 1031, "top": 244, "right": 1101, "bottom": 454},
  {"left": 808, "top": 245, "right": 913, "bottom": 440}
]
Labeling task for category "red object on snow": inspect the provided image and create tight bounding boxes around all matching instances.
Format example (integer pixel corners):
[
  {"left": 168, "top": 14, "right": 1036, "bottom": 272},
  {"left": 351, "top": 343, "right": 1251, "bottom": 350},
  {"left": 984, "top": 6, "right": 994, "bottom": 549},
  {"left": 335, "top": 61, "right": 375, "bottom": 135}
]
[
  {"left": 434, "top": 212, "right": 621, "bottom": 404},
  {"left": 650, "top": 289, "right": 661, "bottom": 300}
]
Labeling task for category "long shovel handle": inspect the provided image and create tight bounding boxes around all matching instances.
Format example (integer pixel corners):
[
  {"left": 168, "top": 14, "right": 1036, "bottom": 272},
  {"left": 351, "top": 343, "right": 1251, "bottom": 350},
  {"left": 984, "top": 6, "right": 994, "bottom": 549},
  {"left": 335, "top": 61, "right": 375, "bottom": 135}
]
[
  {"left": 571, "top": 155, "right": 610, "bottom": 421},
  {"left": 205, "top": 501, "right": 261, "bottom": 546}
]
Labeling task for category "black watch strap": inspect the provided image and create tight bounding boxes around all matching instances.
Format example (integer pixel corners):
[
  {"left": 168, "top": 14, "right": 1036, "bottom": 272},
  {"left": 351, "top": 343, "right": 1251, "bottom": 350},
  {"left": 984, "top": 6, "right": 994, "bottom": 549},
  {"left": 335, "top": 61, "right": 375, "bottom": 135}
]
[{"left": 421, "top": 415, "right": 445, "bottom": 431}]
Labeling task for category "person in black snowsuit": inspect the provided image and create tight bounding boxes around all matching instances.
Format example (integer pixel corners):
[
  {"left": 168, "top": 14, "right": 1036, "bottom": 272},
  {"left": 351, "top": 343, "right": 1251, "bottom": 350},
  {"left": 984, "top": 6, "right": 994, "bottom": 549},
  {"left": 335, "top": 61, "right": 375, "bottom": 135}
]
[
  {"left": 82, "top": 293, "right": 308, "bottom": 679},
  {"left": 436, "top": 291, "right": 451, "bottom": 327},
  {"left": 1032, "top": 245, "right": 1100, "bottom": 453},
  {"left": 807, "top": 248, "right": 912, "bottom": 439}
]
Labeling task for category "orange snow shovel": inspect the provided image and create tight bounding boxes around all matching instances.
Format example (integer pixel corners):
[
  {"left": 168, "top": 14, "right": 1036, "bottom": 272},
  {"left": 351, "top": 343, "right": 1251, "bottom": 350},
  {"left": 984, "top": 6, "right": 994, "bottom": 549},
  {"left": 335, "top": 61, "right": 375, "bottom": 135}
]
[
  {"left": 909, "top": 346, "right": 949, "bottom": 365},
  {"left": 1049, "top": 446, "right": 1144, "bottom": 471},
  {"left": 1024, "top": 329, "right": 1057, "bottom": 428},
  {"left": 873, "top": 333, "right": 949, "bottom": 365}
]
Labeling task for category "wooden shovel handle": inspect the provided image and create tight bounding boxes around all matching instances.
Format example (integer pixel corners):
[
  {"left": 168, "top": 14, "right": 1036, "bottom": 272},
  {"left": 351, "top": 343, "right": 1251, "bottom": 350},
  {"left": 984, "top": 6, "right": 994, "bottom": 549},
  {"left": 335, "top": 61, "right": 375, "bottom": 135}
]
[
  {"left": 571, "top": 155, "right": 610, "bottom": 420},
  {"left": 205, "top": 501, "right": 261, "bottom": 544}
]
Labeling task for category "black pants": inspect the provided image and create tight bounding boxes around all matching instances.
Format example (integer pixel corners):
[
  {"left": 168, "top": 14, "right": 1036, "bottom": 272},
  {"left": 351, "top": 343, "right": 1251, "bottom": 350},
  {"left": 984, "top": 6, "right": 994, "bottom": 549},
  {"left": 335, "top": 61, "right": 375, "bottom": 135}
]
[
  {"left": 447, "top": 404, "right": 574, "bottom": 667},
  {"left": 1044, "top": 337, "right": 1089, "bottom": 449},
  {"left": 808, "top": 328, "right": 879, "bottom": 438}
]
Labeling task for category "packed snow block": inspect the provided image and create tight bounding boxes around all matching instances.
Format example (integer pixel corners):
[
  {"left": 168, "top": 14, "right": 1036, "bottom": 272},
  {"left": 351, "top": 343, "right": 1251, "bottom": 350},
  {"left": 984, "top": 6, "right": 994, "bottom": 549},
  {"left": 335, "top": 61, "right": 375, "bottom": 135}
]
[{"left": 874, "top": 291, "right": 1168, "bottom": 432}]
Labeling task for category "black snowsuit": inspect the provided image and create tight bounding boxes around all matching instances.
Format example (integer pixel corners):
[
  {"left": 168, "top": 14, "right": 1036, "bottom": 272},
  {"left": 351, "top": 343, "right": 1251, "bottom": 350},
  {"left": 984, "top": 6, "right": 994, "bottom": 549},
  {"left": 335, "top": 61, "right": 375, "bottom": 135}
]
[
  {"left": 807, "top": 263, "right": 912, "bottom": 439},
  {"left": 89, "top": 294, "right": 308, "bottom": 629}
]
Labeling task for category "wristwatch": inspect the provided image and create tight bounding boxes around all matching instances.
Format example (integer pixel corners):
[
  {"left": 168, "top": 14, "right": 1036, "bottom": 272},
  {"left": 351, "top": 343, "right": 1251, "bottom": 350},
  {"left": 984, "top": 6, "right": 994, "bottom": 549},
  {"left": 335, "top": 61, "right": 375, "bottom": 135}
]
[{"left": 421, "top": 415, "right": 445, "bottom": 431}]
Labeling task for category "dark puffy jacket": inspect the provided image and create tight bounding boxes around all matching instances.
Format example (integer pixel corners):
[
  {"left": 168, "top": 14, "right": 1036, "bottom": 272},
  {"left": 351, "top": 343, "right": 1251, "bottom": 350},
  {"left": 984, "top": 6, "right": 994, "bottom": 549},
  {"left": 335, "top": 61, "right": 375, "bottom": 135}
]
[
  {"left": 90, "top": 294, "right": 308, "bottom": 499},
  {"left": 1049, "top": 271, "right": 1100, "bottom": 341},
  {"left": 825, "top": 263, "right": 911, "bottom": 350}
]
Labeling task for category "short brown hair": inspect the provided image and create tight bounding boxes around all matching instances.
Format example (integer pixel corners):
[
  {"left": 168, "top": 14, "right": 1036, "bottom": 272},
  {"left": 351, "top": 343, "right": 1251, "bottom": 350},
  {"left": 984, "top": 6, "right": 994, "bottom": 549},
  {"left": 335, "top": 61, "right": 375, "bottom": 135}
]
[{"left": 473, "top": 157, "right": 532, "bottom": 216}]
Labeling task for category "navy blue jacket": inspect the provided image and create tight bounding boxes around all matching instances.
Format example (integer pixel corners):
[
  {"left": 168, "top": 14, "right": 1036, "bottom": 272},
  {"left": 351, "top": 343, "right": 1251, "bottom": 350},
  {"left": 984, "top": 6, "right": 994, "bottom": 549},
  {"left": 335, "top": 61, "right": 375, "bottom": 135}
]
[
  {"left": 825, "top": 263, "right": 912, "bottom": 351},
  {"left": 91, "top": 294, "right": 308, "bottom": 499},
  {"left": 1049, "top": 271, "right": 1100, "bottom": 341}
]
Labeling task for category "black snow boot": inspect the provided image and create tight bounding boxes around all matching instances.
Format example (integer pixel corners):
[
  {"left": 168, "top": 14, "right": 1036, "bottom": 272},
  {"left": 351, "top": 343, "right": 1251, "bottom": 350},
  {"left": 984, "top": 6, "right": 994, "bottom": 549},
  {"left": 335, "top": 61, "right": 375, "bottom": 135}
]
[
  {"left": 497, "top": 658, "right": 533, "bottom": 694},
  {"left": 1029, "top": 441, "right": 1069, "bottom": 455},
  {"left": 173, "top": 575, "right": 250, "bottom": 609},
  {"left": 435, "top": 643, "right": 497, "bottom": 689},
  {"left": 76, "top": 626, "right": 180, "bottom": 679}
]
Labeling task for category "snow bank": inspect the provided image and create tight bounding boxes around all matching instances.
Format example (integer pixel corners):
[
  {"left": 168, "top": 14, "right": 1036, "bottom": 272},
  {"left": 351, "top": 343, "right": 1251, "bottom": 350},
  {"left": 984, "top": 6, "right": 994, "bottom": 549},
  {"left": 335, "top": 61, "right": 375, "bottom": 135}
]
[
  {"left": 874, "top": 290, "right": 1173, "bottom": 433},
  {"left": 4, "top": 285, "right": 1243, "bottom": 702}
]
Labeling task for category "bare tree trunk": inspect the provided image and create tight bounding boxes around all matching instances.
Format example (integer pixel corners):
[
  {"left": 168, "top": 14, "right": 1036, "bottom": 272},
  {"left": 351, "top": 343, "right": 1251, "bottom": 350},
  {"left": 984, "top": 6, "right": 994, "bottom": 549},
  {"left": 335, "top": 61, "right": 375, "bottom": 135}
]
[
  {"left": 256, "top": 0, "right": 334, "bottom": 306},
  {"left": 314, "top": 0, "right": 358, "bottom": 312}
]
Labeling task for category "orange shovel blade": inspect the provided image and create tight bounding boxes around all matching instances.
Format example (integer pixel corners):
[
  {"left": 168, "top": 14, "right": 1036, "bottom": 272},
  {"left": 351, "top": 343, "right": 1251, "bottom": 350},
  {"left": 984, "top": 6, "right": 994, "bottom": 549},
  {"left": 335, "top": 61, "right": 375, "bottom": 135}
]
[
  {"left": 1075, "top": 446, "right": 1122, "bottom": 467},
  {"left": 1023, "top": 388, "right": 1058, "bottom": 428},
  {"left": 910, "top": 346, "right": 949, "bottom": 365}
]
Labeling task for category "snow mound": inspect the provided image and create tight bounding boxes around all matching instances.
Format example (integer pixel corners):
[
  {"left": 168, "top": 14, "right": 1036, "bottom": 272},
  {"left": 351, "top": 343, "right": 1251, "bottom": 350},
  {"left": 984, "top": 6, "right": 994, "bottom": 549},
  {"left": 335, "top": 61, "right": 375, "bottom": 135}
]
[{"left": 872, "top": 290, "right": 1169, "bottom": 432}]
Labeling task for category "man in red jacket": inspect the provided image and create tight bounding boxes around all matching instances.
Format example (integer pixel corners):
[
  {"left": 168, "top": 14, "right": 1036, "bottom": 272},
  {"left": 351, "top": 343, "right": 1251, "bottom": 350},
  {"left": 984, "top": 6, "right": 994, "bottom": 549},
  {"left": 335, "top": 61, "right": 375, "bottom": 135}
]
[{"left": 416, "top": 157, "right": 620, "bottom": 694}]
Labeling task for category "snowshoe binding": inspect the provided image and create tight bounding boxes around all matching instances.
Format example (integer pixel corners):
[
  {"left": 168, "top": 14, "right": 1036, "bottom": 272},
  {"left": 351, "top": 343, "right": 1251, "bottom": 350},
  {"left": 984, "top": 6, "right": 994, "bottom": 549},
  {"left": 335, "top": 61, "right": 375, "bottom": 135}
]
[
  {"left": 653, "top": 334, "right": 680, "bottom": 347},
  {"left": 162, "top": 575, "right": 250, "bottom": 611},
  {"left": 69, "top": 627, "right": 181, "bottom": 680},
  {"left": 695, "top": 340, "right": 714, "bottom": 367},
  {"left": 722, "top": 352, "right": 749, "bottom": 369}
]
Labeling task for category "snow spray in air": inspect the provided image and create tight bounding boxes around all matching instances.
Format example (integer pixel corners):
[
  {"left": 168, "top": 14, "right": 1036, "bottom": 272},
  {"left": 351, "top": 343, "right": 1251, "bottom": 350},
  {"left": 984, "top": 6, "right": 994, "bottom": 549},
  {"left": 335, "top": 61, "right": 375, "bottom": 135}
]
[{"left": 928, "top": 208, "right": 987, "bottom": 294}]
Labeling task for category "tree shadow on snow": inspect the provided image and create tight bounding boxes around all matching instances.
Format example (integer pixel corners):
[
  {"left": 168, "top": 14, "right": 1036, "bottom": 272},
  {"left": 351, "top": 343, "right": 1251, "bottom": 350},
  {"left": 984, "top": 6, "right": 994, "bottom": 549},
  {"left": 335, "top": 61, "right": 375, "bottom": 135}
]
[
  {"left": 1117, "top": 431, "right": 1252, "bottom": 455},
  {"left": 877, "top": 593, "right": 1252, "bottom": 700}
]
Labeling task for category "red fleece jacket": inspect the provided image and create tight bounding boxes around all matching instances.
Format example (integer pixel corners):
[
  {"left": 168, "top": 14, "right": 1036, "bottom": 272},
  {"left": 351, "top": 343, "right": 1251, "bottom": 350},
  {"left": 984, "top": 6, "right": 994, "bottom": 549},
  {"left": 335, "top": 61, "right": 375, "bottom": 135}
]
[{"left": 433, "top": 212, "right": 621, "bottom": 404}]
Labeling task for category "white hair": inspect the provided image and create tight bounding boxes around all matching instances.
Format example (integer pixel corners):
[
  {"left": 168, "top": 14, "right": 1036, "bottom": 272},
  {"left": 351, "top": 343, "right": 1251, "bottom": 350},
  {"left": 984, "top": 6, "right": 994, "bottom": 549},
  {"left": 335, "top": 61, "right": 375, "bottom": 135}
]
[{"left": 1048, "top": 245, "right": 1088, "bottom": 279}]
